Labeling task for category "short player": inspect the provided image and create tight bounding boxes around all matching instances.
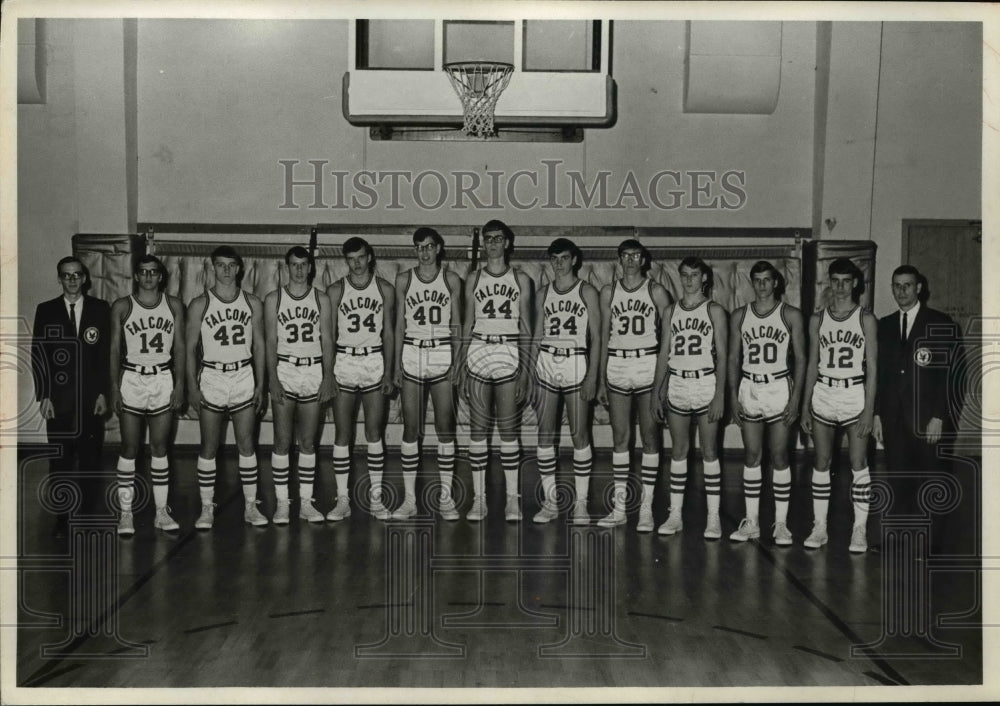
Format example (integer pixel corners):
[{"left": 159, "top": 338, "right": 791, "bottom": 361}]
[
  {"left": 265, "top": 246, "right": 335, "bottom": 525},
  {"left": 326, "top": 237, "right": 396, "bottom": 521},
  {"left": 186, "top": 246, "right": 268, "bottom": 529},
  {"left": 109, "top": 255, "right": 186, "bottom": 535},
  {"left": 530, "top": 239, "right": 601, "bottom": 526},
  {"left": 801, "top": 257, "right": 878, "bottom": 553},
  {"left": 456, "top": 220, "right": 534, "bottom": 522},
  {"left": 727, "top": 261, "right": 805, "bottom": 545},
  {"left": 652, "top": 257, "right": 728, "bottom": 539},
  {"left": 390, "top": 228, "right": 463, "bottom": 521},
  {"left": 596, "top": 240, "right": 671, "bottom": 530}
]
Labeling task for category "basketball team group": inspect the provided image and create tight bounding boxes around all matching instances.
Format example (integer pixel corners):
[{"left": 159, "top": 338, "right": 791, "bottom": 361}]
[{"left": 37, "top": 219, "right": 957, "bottom": 555}]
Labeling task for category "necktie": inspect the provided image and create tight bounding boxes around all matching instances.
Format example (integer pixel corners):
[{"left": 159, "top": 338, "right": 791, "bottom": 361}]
[
  {"left": 901, "top": 311, "right": 907, "bottom": 345},
  {"left": 70, "top": 302, "right": 78, "bottom": 337}
]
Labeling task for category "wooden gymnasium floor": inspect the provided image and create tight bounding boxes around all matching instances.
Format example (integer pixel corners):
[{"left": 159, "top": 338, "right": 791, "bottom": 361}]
[{"left": 15, "top": 445, "right": 982, "bottom": 690}]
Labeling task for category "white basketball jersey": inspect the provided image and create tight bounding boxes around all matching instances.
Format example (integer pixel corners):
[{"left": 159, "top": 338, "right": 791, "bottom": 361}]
[
  {"left": 201, "top": 289, "right": 253, "bottom": 363},
  {"left": 740, "top": 302, "right": 791, "bottom": 376},
  {"left": 472, "top": 267, "right": 521, "bottom": 337},
  {"left": 668, "top": 299, "right": 715, "bottom": 371},
  {"left": 123, "top": 294, "right": 174, "bottom": 367},
  {"left": 542, "top": 280, "right": 588, "bottom": 350},
  {"left": 404, "top": 268, "right": 453, "bottom": 341},
  {"left": 336, "top": 275, "right": 384, "bottom": 348},
  {"left": 607, "top": 278, "right": 658, "bottom": 350},
  {"left": 817, "top": 306, "right": 866, "bottom": 379},
  {"left": 276, "top": 287, "right": 322, "bottom": 358}
]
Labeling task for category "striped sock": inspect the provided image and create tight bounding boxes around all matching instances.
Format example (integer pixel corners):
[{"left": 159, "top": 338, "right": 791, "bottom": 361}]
[
  {"left": 669, "top": 459, "right": 688, "bottom": 512},
  {"left": 703, "top": 459, "right": 722, "bottom": 515},
  {"left": 367, "top": 440, "right": 385, "bottom": 500},
  {"left": 197, "top": 456, "right": 216, "bottom": 505},
  {"left": 772, "top": 467, "right": 792, "bottom": 524},
  {"left": 812, "top": 469, "right": 831, "bottom": 524},
  {"left": 537, "top": 445, "right": 557, "bottom": 503},
  {"left": 298, "top": 452, "right": 316, "bottom": 501},
  {"left": 743, "top": 465, "right": 762, "bottom": 523},
  {"left": 116, "top": 457, "right": 136, "bottom": 512},
  {"left": 573, "top": 445, "right": 592, "bottom": 504},
  {"left": 272, "top": 452, "right": 290, "bottom": 503},
  {"left": 239, "top": 454, "right": 258, "bottom": 503},
  {"left": 469, "top": 439, "right": 488, "bottom": 498},
  {"left": 438, "top": 441, "right": 456, "bottom": 499},
  {"left": 852, "top": 467, "right": 871, "bottom": 528},
  {"left": 333, "top": 445, "right": 350, "bottom": 498},
  {"left": 640, "top": 452, "right": 659, "bottom": 508},
  {"left": 501, "top": 440, "right": 520, "bottom": 496},
  {"left": 150, "top": 455, "right": 169, "bottom": 509},
  {"left": 612, "top": 450, "right": 629, "bottom": 509},
  {"left": 401, "top": 440, "right": 420, "bottom": 501}
]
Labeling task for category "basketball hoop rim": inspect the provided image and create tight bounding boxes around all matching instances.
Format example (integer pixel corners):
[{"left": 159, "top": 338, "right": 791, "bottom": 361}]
[{"left": 443, "top": 61, "right": 514, "bottom": 73}]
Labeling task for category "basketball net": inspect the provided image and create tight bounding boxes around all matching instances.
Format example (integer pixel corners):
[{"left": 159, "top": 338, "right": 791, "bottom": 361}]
[{"left": 444, "top": 62, "right": 514, "bottom": 138}]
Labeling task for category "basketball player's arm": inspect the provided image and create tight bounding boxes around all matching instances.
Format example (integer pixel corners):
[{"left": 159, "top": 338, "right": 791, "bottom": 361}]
[
  {"left": 108, "top": 297, "right": 128, "bottom": 416},
  {"left": 800, "top": 313, "right": 821, "bottom": 434},
  {"left": 707, "top": 302, "right": 728, "bottom": 423},
  {"left": 316, "top": 290, "right": 336, "bottom": 403},
  {"left": 596, "top": 284, "right": 613, "bottom": 407},
  {"left": 185, "top": 295, "right": 208, "bottom": 418},
  {"left": 783, "top": 306, "right": 807, "bottom": 427},
  {"left": 392, "top": 272, "right": 407, "bottom": 390},
  {"left": 249, "top": 295, "right": 268, "bottom": 416},
  {"left": 379, "top": 278, "right": 396, "bottom": 394},
  {"left": 168, "top": 295, "right": 187, "bottom": 412},
  {"left": 456, "top": 276, "right": 478, "bottom": 397},
  {"left": 580, "top": 282, "right": 602, "bottom": 402},
  {"left": 529, "top": 283, "right": 548, "bottom": 392},
  {"left": 651, "top": 303, "right": 676, "bottom": 423},
  {"left": 446, "top": 271, "right": 464, "bottom": 379},
  {"left": 264, "top": 290, "right": 285, "bottom": 405},
  {"left": 514, "top": 272, "right": 535, "bottom": 402},
  {"left": 856, "top": 311, "right": 878, "bottom": 437},
  {"left": 727, "top": 307, "right": 745, "bottom": 426},
  {"left": 327, "top": 282, "right": 343, "bottom": 390}
]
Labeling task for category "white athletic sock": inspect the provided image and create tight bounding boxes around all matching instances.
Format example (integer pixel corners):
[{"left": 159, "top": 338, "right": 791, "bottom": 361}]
[
  {"left": 470, "top": 439, "right": 488, "bottom": 498},
  {"left": 239, "top": 453, "right": 258, "bottom": 503},
  {"left": 640, "top": 452, "right": 659, "bottom": 507},
  {"left": 501, "top": 440, "right": 520, "bottom": 496},
  {"left": 612, "top": 451, "right": 629, "bottom": 510},
  {"left": 573, "top": 446, "right": 592, "bottom": 504},
  {"left": 703, "top": 459, "right": 721, "bottom": 515},
  {"left": 272, "top": 452, "right": 290, "bottom": 503},
  {"left": 298, "top": 452, "right": 316, "bottom": 501},
  {"left": 150, "top": 455, "right": 169, "bottom": 509},
  {"left": 438, "top": 441, "right": 456, "bottom": 499},
  {"left": 772, "top": 467, "right": 792, "bottom": 524},
  {"left": 197, "top": 456, "right": 216, "bottom": 505},
  {"left": 116, "top": 457, "right": 136, "bottom": 512},
  {"left": 743, "top": 465, "right": 762, "bottom": 523},
  {"left": 333, "top": 445, "right": 350, "bottom": 497},
  {"left": 669, "top": 459, "right": 687, "bottom": 512},
  {"left": 401, "top": 440, "right": 419, "bottom": 500},
  {"left": 812, "top": 468, "right": 831, "bottom": 524},
  {"left": 537, "top": 446, "right": 557, "bottom": 502},
  {"left": 852, "top": 467, "right": 871, "bottom": 528}
]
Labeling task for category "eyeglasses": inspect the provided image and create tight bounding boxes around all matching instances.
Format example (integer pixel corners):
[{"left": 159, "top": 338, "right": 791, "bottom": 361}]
[
  {"left": 483, "top": 234, "right": 505, "bottom": 244},
  {"left": 138, "top": 269, "right": 161, "bottom": 277},
  {"left": 414, "top": 243, "right": 438, "bottom": 252},
  {"left": 59, "top": 272, "right": 83, "bottom": 281},
  {"left": 620, "top": 252, "right": 643, "bottom": 262}
]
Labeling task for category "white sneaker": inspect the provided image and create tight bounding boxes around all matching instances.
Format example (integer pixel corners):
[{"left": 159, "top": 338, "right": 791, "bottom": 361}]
[
  {"left": 195, "top": 504, "right": 215, "bottom": 530},
  {"left": 729, "top": 518, "right": 760, "bottom": 542},
  {"left": 597, "top": 508, "right": 626, "bottom": 528},
  {"left": 299, "top": 498, "right": 325, "bottom": 523},
  {"left": 154, "top": 507, "right": 179, "bottom": 531},
  {"left": 326, "top": 496, "right": 351, "bottom": 522},
  {"left": 505, "top": 494, "right": 522, "bottom": 522},
  {"left": 391, "top": 497, "right": 418, "bottom": 520},
  {"left": 467, "top": 495, "right": 487, "bottom": 521},
  {"left": 849, "top": 524, "right": 868, "bottom": 554},
  {"left": 117, "top": 511, "right": 135, "bottom": 536},
  {"left": 439, "top": 495, "right": 460, "bottom": 521},
  {"left": 658, "top": 509, "right": 683, "bottom": 536},
  {"left": 273, "top": 499, "right": 290, "bottom": 525},
  {"left": 370, "top": 496, "right": 390, "bottom": 521},
  {"left": 532, "top": 500, "right": 559, "bottom": 524},
  {"left": 704, "top": 512, "right": 722, "bottom": 540},
  {"left": 772, "top": 522, "right": 793, "bottom": 546},
  {"left": 636, "top": 505, "right": 654, "bottom": 533},
  {"left": 571, "top": 500, "right": 590, "bottom": 526},
  {"left": 244, "top": 500, "right": 268, "bottom": 527},
  {"left": 804, "top": 521, "right": 828, "bottom": 549}
]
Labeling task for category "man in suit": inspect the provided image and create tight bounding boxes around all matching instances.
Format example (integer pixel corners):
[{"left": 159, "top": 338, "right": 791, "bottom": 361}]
[
  {"left": 874, "top": 265, "right": 959, "bottom": 518},
  {"left": 32, "top": 256, "right": 111, "bottom": 536}
]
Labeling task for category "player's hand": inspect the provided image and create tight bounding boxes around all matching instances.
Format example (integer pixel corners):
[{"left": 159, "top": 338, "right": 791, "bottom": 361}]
[
  {"left": 94, "top": 394, "right": 107, "bottom": 416},
  {"left": 872, "top": 414, "right": 884, "bottom": 446},
  {"left": 515, "top": 369, "right": 529, "bottom": 403},
  {"left": 170, "top": 385, "right": 185, "bottom": 413},
  {"left": 597, "top": 381, "right": 609, "bottom": 408},
  {"left": 39, "top": 398, "right": 55, "bottom": 420},
  {"left": 254, "top": 386, "right": 267, "bottom": 416},
  {"left": 188, "top": 389, "right": 202, "bottom": 419},
  {"left": 730, "top": 395, "right": 743, "bottom": 428},
  {"left": 781, "top": 400, "right": 799, "bottom": 428},
  {"left": 111, "top": 389, "right": 123, "bottom": 416},
  {"left": 800, "top": 406, "right": 813, "bottom": 435},
  {"left": 924, "top": 416, "right": 943, "bottom": 445},
  {"left": 580, "top": 375, "right": 597, "bottom": 403},
  {"left": 270, "top": 383, "right": 287, "bottom": 406},
  {"left": 318, "top": 377, "right": 334, "bottom": 406},
  {"left": 707, "top": 393, "right": 724, "bottom": 423},
  {"left": 381, "top": 373, "right": 395, "bottom": 396},
  {"left": 393, "top": 369, "right": 403, "bottom": 391},
  {"left": 855, "top": 410, "right": 874, "bottom": 438}
]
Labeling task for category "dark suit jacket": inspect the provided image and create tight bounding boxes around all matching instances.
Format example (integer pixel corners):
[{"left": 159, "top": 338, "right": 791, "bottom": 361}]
[
  {"left": 876, "top": 305, "right": 959, "bottom": 434},
  {"left": 32, "top": 295, "right": 111, "bottom": 418}
]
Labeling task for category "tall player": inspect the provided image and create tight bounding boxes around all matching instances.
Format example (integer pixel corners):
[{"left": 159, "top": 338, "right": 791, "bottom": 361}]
[
  {"left": 531, "top": 238, "right": 601, "bottom": 525},
  {"left": 264, "top": 246, "right": 335, "bottom": 525},
  {"left": 653, "top": 257, "right": 728, "bottom": 539},
  {"left": 326, "top": 237, "right": 395, "bottom": 521},
  {"left": 390, "top": 228, "right": 463, "bottom": 520},
  {"left": 596, "top": 240, "right": 671, "bottom": 530},
  {"left": 457, "top": 220, "right": 534, "bottom": 522},
  {"left": 186, "top": 246, "right": 268, "bottom": 529},
  {"left": 109, "top": 255, "right": 186, "bottom": 535},
  {"left": 801, "top": 257, "right": 877, "bottom": 553},
  {"left": 727, "top": 261, "right": 805, "bottom": 545}
]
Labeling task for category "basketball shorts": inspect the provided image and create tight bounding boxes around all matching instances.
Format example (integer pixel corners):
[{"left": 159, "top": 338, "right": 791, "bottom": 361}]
[
  {"left": 335, "top": 352, "right": 384, "bottom": 393},
  {"left": 737, "top": 377, "right": 790, "bottom": 423},
  {"left": 605, "top": 355, "right": 655, "bottom": 395},
  {"left": 466, "top": 340, "right": 519, "bottom": 384},
  {"left": 276, "top": 360, "right": 322, "bottom": 402},
  {"left": 402, "top": 342, "right": 453, "bottom": 384},
  {"left": 200, "top": 365, "right": 254, "bottom": 413},
  {"left": 810, "top": 380, "right": 865, "bottom": 427},
  {"left": 666, "top": 373, "right": 716, "bottom": 415},
  {"left": 120, "top": 369, "right": 173, "bottom": 416},
  {"left": 535, "top": 349, "right": 587, "bottom": 393}
]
